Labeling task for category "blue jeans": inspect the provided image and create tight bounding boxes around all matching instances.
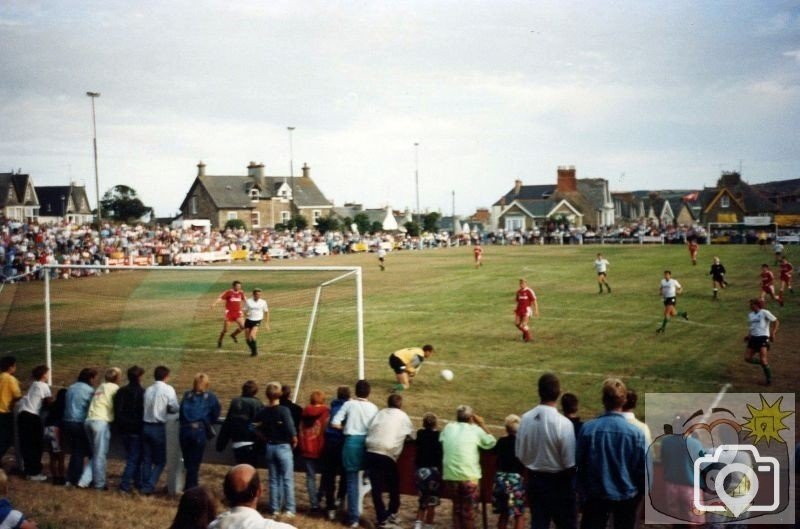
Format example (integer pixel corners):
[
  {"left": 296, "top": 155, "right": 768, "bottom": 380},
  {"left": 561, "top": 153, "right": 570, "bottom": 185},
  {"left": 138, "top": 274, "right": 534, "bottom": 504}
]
[
  {"left": 141, "top": 423, "right": 167, "bottom": 494},
  {"left": 179, "top": 426, "right": 207, "bottom": 490},
  {"left": 346, "top": 470, "right": 363, "bottom": 525},
  {"left": 85, "top": 420, "right": 111, "bottom": 489},
  {"left": 266, "top": 443, "right": 295, "bottom": 514},
  {"left": 120, "top": 433, "right": 143, "bottom": 492},
  {"left": 304, "top": 457, "right": 321, "bottom": 509},
  {"left": 63, "top": 421, "right": 92, "bottom": 486}
]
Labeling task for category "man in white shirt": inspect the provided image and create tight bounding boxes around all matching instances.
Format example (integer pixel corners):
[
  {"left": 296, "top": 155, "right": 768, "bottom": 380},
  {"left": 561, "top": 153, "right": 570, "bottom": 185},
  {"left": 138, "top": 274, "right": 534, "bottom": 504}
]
[
  {"left": 209, "top": 464, "right": 296, "bottom": 529},
  {"left": 141, "top": 365, "right": 178, "bottom": 494},
  {"left": 243, "top": 288, "right": 270, "bottom": 357},
  {"left": 594, "top": 253, "right": 611, "bottom": 294},
  {"left": 744, "top": 298, "right": 779, "bottom": 385},
  {"left": 365, "top": 394, "right": 414, "bottom": 529},
  {"left": 516, "top": 373, "right": 576, "bottom": 529},
  {"left": 656, "top": 270, "right": 687, "bottom": 334}
]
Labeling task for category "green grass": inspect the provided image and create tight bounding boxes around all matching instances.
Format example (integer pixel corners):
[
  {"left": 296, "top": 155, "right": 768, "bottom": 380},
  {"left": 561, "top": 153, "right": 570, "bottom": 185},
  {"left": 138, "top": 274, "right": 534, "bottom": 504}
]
[{"left": 1, "top": 244, "right": 796, "bottom": 429}]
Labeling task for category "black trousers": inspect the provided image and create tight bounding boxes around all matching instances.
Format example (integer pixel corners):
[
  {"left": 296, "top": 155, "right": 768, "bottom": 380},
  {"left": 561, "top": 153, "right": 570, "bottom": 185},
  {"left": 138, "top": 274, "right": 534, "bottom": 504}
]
[
  {"left": 580, "top": 496, "right": 641, "bottom": 529},
  {"left": 0, "top": 412, "right": 14, "bottom": 459},
  {"left": 366, "top": 451, "right": 400, "bottom": 523},
  {"left": 320, "top": 436, "right": 346, "bottom": 510},
  {"left": 17, "top": 411, "right": 44, "bottom": 476}
]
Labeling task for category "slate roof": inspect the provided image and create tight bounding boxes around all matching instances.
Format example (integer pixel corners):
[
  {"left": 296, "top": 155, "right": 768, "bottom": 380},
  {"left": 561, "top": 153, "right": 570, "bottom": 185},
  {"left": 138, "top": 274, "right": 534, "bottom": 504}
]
[
  {"left": 197, "top": 174, "right": 332, "bottom": 209},
  {"left": 493, "top": 184, "right": 555, "bottom": 206},
  {"left": 576, "top": 179, "right": 607, "bottom": 211},
  {"left": 0, "top": 173, "right": 37, "bottom": 207},
  {"left": 699, "top": 174, "right": 777, "bottom": 214},
  {"left": 751, "top": 178, "right": 800, "bottom": 199},
  {"left": 36, "top": 185, "right": 92, "bottom": 216},
  {"left": 508, "top": 199, "right": 557, "bottom": 217}
]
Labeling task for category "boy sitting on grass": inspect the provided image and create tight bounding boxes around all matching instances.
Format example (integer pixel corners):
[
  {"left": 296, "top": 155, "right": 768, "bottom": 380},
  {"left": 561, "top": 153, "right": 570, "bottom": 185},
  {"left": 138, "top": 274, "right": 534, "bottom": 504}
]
[{"left": 0, "top": 469, "right": 39, "bottom": 529}]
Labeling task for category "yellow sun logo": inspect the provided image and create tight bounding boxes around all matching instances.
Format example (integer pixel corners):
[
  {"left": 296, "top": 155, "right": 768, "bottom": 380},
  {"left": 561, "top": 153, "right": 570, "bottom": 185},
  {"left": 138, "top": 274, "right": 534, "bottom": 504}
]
[{"left": 741, "top": 394, "right": 794, "bottom": 445}]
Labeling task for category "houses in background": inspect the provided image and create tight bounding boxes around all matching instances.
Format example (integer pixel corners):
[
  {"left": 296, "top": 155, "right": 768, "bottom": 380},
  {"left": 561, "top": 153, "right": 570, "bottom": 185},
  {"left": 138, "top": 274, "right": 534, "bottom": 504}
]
[
  {"left": 0, "top": 171, "right": 39, "bottom": 222},
  {"left": 0, "top": 171, "right": 93, "bottom": 225}
]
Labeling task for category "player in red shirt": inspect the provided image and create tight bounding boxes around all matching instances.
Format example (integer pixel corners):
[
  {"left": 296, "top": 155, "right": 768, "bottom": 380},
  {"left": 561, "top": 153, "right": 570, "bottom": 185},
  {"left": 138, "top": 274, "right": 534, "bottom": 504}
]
[
  {"left": 687, "top": 239, "right": 699, "bottom": 266},
  {"left": 759, "top": 264, "right": 782, "bottom": 307},
  {"left": 212, "top": 280, "right": 245, "bottom": 348},
  {"left": 473, "top": 245, "right": 483, "bottom": 268},
  {"left": 514, "top": 278, "right": 539, "bottom": 342},
  {"left": 779, "top": 256, "right": 793, "bottom": 299}
]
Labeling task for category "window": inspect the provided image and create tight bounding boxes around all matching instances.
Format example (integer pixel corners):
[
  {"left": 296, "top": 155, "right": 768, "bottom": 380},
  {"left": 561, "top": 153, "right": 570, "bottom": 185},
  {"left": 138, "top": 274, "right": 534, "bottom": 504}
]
[
  {"left": 720, "top": 195, "right": 729, "bottom": 208},
  {"left": 313, "top": 210, "right": 321, "bottom": 225},
  {"left": 281, "top": 211, "right": 291, "bottom": 223},
  {"left": 251, "top": 211, "right": 260, "bottom": 228},
  {"left": 227, "top": 212, "right": 237, "bottom": 220},
  {"left": 190, "top": 196, "right": 198, "bottom": 215},
  {"left": 249, "top": 188, "right": 260, "bottom": 201},
  {"left": 505, "top": 216, "right": 523, "bottom": 231}
]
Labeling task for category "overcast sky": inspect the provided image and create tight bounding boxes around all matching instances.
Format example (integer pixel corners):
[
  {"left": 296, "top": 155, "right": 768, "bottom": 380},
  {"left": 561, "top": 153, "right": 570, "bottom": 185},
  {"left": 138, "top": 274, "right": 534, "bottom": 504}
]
[{"left": 1, "top": 1, "right": 798, "bottom": 218}]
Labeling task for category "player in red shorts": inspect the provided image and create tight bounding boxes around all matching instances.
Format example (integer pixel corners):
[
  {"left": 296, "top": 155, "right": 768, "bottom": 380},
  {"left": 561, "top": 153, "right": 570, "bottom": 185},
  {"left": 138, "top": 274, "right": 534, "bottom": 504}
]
[
  {"left": 473, "top": 245, "right": 483, "bottom": 268},
  {"left": 779, "top": 256, "right": 793, "bottom": 299},
  {"left": 514, "top": 278, "right": 539, "bottom": 342},
  {"left": 759, "top": 264, "right": 782, "bottom": 307},
  {"left": 687, "top": 239, "right": 699, "bottom": 266},
  {"left": 212, "top": 280, "right": 245, "bottom": 348}
]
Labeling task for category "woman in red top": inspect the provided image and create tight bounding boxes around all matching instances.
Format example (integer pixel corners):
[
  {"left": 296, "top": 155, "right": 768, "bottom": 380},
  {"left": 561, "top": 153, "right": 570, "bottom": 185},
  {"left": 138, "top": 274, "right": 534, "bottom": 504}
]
[{"left": 514, "top": 278, "right": 539, "bottom": 342}]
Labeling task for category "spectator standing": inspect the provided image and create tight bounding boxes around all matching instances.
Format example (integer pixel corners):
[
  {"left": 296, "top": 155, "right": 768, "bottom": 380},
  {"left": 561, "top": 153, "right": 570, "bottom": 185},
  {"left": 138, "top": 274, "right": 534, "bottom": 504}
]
[
  {"left": 208, "top": 464, "right": 296, "bottom": 529},
  {"left": 365, "top": 394, "right": 414, "bottom": 529},
  {"left": 621, "top": 390, "right": 652, "bottom": 446},
  {"left": 141, "top": 365, "right": 179, "bottom": 495},
  {"left": 492, "top": 415, "right": 526, "bottom": 529},
  {"left": 279, "top": 385, "right": 303, "bottom": 437},
  {"left": 516, "top": 373, "right": 577, "bottom": 529},
  {"left": 331, "top": 380, "right": 379, "bottom": 529},
  {"left": 320, "top": 386, "right": 350, "bottom": 521},
  {"left": 16, "top": 365, "right": 52, "bottom": 481},
  {"left": 113, "top": 365, "right": 146, "bottom": 493},
  {"left": 43, "top": 387, "right": 67, "bottom": 485},
  {"left": 413, "top": 413, "right": 443, "bottom": 529},
  {"left": 84, "top": 367, "right": 121, "bottom": 490},
  {"left": 0, "top": 356, "right": 22, "bottom": 463},
  {"left": 440, "top": 405, "right": 497, "bottom": 529},
  {"left": 62, "top": 368, "right": 97, "bottom": 487},
  {"left": 0, "top": 469, "right": 39, "bottom": 529},
  {"left": 576, "top": 378, "right": 648, "bottom": 529},
  {"left": 253, "top": 382, "right": 298, "bottom": 518},
  {"left": 560, "top": 393, "right": 583, "bottom": 438},
  {"left": 298, "top": 390, "right": 330, "bottom": 513},
  {"left": 179, "top": 373, "right": 221, "bottom": 490},
  {"left": 216, "top": 381, "right": 263, "bottom": 466}
]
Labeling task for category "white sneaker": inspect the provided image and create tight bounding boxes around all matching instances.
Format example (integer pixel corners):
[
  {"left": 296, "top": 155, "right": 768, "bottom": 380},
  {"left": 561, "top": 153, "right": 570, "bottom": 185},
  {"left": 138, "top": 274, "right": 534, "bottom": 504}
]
[
  {"left": 414, "top": 521, "right": 423, "bottom": 529},
  {"left": 327, "top": 510, "right": 337, "bottom": 521},
  {"left": 282, "top": 512, "right": 295, "bottom": 519},
  {"left": 26, "top": 474, "right": 47, "bottom": 482}
]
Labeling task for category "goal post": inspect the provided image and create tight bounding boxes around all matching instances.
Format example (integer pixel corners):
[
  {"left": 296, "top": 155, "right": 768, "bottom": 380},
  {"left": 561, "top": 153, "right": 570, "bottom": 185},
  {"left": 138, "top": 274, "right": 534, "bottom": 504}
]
[{"left": 32, "top": 264, "right": 364, "bottom": 397}]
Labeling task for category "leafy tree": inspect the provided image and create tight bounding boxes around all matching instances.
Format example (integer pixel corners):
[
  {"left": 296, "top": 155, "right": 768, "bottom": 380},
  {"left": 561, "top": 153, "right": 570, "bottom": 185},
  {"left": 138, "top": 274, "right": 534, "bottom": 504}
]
[
  {"left": 423, "top": 212, "right": 441, "bottom": 233},
  {"left": 353, "top": 213, "right": 371, "bottom": 234},
  {"left": 286, "top": 214, "right": 309, "bottom": 231},
  {"left": 100, "top": 185, "right": 149, "bottom": 222},
  {"left": 225, "top": 219, "right": 246, "bottom": 230},
  {"left": 274, "top": 223, "right": 287, "bottom": 232},
  {"left": 370, "top": 221, "right": 383, "bottom": 234},
  {"left": 342, "top": 216, "right": 353, "bottom": 232},
  {"left": 316, "top": 215, "right": 340, "bottom": 235},
  {"left": 404, "top": 221, "right": 420, "bottom": 237}
]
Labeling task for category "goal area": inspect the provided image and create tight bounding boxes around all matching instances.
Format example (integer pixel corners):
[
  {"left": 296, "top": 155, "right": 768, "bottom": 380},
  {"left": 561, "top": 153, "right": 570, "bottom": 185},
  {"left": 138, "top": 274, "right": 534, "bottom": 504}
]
[{"left": 0, "top": 265, "right": 364, "bottom": 403}]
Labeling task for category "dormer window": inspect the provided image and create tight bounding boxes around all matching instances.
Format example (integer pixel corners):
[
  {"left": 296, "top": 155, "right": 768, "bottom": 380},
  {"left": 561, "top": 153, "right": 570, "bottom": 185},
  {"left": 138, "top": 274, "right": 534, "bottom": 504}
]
[
  {"left": 720, "top": 195, "right": 729, "bottom": 208},
  {"left": 249, "top": 188, "right": 260, "bottom": 201}
]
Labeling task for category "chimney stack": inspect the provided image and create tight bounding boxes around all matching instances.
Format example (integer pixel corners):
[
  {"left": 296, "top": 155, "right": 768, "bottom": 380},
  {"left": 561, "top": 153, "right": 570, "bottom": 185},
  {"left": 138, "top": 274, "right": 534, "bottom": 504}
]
[
  {"left": 556, "top": 166, "right": 577, "bottom": 192},
  {"left": 514, "top": 179, "right": 522, "bottom": 195},
  {"left": 302, "top": 163, "right": 310, "bottom": 178},
  {"left": 197, "top": 161, "right": 206, "bottom": 177}
]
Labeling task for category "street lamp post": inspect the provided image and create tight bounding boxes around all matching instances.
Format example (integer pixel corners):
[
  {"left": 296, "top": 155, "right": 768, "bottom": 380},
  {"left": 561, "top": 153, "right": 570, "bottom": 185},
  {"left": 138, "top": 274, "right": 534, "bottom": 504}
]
[
  {"left": 287, "top": 126, "right": 295, "bottom": 215},
  {"left": 86, "top": 91, "right": 101, "bottom": 222},
  {"left": 414, "top": 142, "right": 420, "bottom": 225}
]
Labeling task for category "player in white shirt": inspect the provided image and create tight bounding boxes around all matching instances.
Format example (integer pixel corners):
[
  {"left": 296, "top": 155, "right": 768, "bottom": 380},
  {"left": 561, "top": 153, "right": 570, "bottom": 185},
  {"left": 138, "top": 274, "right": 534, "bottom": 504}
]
[
  {"left": 744, "top": 298, "right": 779, "bottom": 385},
  {"left": 243, "top": 288, "right": 270, "bottom": 357},
  {"left": 657, "top": 270, "right": 687, "bottom": 334},
  {"left": 377, "top": 248, "right": 387, "bottom": 271},
  {"left": 594, "top": 253, "right": 611, "bottom": 294}
]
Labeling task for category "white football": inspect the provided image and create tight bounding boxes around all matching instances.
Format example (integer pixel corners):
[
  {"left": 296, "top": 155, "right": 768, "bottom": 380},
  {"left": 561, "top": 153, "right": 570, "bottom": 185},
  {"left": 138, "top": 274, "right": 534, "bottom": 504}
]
[{"left": 440, "top": 369, "right": 454, "bottom": 381}]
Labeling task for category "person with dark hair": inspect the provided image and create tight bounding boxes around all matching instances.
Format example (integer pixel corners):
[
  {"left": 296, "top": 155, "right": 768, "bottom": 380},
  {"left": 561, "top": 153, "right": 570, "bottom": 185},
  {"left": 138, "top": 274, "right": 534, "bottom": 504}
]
[
  {"left": 209, "top": 464, "right": 296, "bottom": 529},
  {"left": 560, "top": 393, "right": 582, "bottom": 438},
  {"left": 43, "top": 386, "right": 67, "bottom": 485},
  {"left": 243, "top": 288, "right": 270, "bottom": 357},
  {"left": 621, "top": 390, "right": 652, "bottom": 445},
  {"left": 279, "top": 385, "right": 303, "bottom": 438},
  {"left": 114, "top": 365, "right": 146, "bottom": 493},
  {"left": 331, "top": 380, "right": 379, "bottom": 528},
  {"left": 388, "top": 345, "right": 435, "bottom": 391},
  {"left": 0, "top": 356, "right": 22, "bottom": 463},
  {"left": 366, "top": 394, "right": 414, "bottom": 529},
  {"left": 141, "top": 365, "right": 178, "bottom": 495},
  {"left": 687, "top": 238, "right": 699, "bottom": 266},
  {"left": 212, "top": 280, "right": 245, "bottom": 348},
  {"left": 84, "top": 367, "right": 121, "bottom": 490},
  {"left": 440, "top": 404, "right": 497, "bottom": 529},
  {"left": 759, "top": 263, "right": 782, "bottom": 307},
  {"left": 16, "top": 365, "right": 52, "bottom": 481},
  {"left": 179, "top": 373, "right": 221, "bottom": 490},
  {"left": 576, "top": 378, "right": 647, "bottom": 529},
  {"left": 656, "top": 270, "right": 687, "bottom": 334},
  {"left": 170, "top": 485, "right": 218, "bottom": 529},
  {"left": 744, "top": 298, "right": 779, "bottom": 386},
  {"left": 320, "top": 386, "right": 350, "bottom": 521},
  {"left": 217, "top": 381, "right": 263, "bottom": 466},
  {"left": 63, "top": 367, "right": 97, "bottom": 487},
  {"left": 516, "top": 373, "right": 576, "bottom": 529},
  {"left": 413, "top": 413, "right": 443, "bottom": 529},
  {"left": 298, "top": 390, "right": 329, "bottom": 512},
  {"left": 253, "top": 382, "right": 298, "bottom": 519},
  {"left": 779, "top": 255, "right": 793, "bottom": 298}
]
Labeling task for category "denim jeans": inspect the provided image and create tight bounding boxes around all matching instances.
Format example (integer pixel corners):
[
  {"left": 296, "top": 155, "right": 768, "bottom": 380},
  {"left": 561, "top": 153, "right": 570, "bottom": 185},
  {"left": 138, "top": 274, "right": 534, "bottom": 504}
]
[
  {"left": 266, "top": 443, "right": 295, "bottom": 514},
  {"left": 346, "top": 470, "right": 364, "bottom": 525},
  {"left": 63, "top": 421, "right": 93, "bottom": 486},
  {"left": 120, "top": 433, "right": 143, "bottom": 492},
  {"left": 304, "top": 457, "right": 321, "bottom": 509},
  {"left": 85, "top": 419, "right": 111, "bottom": 489},
  {"left": 179, "top": 426, "right": 207, "bottom": 490},
  {"left": 141, "top": 423, "right": 167, "bottom": 494}
]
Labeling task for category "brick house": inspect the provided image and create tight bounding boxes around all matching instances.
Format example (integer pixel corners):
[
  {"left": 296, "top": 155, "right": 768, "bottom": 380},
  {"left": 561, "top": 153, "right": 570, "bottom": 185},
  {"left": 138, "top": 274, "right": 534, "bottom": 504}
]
[
  {"left": 698, "top": 172, "right": 777, "bottom": 224},
  {"left": 178, "top": 161, "right": 333, "bottom": 229}
]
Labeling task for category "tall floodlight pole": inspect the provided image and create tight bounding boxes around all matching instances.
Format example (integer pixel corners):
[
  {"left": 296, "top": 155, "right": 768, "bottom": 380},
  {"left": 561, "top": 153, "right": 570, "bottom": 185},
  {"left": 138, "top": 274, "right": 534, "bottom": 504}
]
[
  {"left": 86, "top": 91, "right": 101, "bottom": 222},
  {"left": 288, "top": 126, "right": 296, "bottom": 213},
  {"left": 414, "top": 142, "right": 420, "bottom": 224}
]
